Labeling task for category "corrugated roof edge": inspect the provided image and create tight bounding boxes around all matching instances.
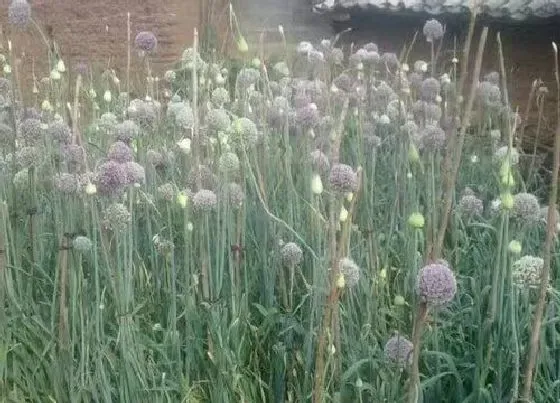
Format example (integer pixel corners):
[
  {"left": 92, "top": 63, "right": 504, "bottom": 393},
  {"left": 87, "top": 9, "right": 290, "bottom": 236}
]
[{"left": 312, "top": 0, "right": 560, "bottom": 20}]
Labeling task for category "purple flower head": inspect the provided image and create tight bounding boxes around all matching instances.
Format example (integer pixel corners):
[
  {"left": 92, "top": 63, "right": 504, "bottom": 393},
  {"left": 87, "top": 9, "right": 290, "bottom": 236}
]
[
  {"left": 8, "top": 0, "right": 31, "bottom": 28},
  {"left": 384, "top": 334, "right": 413, "bottom": 367},
  {"left": 18, "top": 118, "right": 43, "bottom": 146},
  {"left": 115, "top": 120, "right": 139, "bottom": 144},
  {"left": 48, "top": 121, "right": 72, "bottom": 144},
  {"left": 94, "top": 160, "right": 127, "bottom": 196},
  {"left": 135, "top": 31, "right": 158, "bottom": 53},
  {"left": 417, "top": 262, "right": 457, "bottom": 306},
  {"left": 123, "top": 161, "right": 145, "bottom": 185},
  {"left": 328, "top": 163, "right": 358, "bottom": 193},
  {"left": 107, "top": 141, "right": 133, "bottom": 163},
  {"left": 54, "top": 173, "right": 79, "bottom": 195},
  {"left": 192, "top": 189, "right": 218, "bottom": 212}
]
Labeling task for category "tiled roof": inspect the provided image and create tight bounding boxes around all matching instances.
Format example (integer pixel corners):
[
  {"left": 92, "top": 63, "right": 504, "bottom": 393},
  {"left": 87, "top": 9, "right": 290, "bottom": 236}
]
[{"left": 312, "top": 0, "right": 560, "bottom": 19}]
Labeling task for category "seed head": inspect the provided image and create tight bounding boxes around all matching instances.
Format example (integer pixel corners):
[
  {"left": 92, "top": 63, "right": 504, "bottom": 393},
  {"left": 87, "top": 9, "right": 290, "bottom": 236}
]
[
  {"left": 296, "top": 103, "right": 320, "bottom": 128},
  {"left": 115, "top": 120, "right": 140, "bottom": 143},
  {"left": 134, "top": 31, "right": 157, "bottom": 53},
  {"left": 477, "top": 81, "right": 502, "bottom": 107},
  {"left": 280, "top": 242, "right": 303, "bottom": 267},
  {"left": 187, "top": 165, "right": 216, "bottom": 191},
  {"left": 512, "top": 255, "right": 544, "bottom": 288},
  {"left": 222, "top": 182, "right": 245, "bottom": 208},
  {"left": 211, "top": 87, "right": 230, "bottom": 107},
  {"left": 512, "top": 192, "right": 540, "bottom": 223},
  {"left": 16, "top": 146, "right": 43, "bottom": 168},
  {"left": 207, "top": 108, "right": 231, "bottom": 132},
  {"left": 419, "top": 124, "right": 446, "bottom": 151},
  {"left": 73, "top": 236, "right": 93, "bottom": 253},
  {"left": 218, "top": 152, "right": 240, "bottom": 176},
  {"left": 192, "top": 189, "right": 218, "bottom": 212},
  {"left": 328, "top": 163, "right": 358, "bottom": 193},
  {"left": 421, "top": 77, "right": 441, "bottom": 102},
  {"left": 384, "top": 334, "right": 413, "bottom": 367},
  {"left": 310, "top": 149, "right": 330, "bottom": 175},
  {"left": 157, "top": 183, "right": 175, "bottom": 201},
  {"left": 228, "top": 117, "right": 258, "bottom": 149},
  {"left": 107, "top": 141, "right": 133, "bottom": 163},
  {"left": 94, "top": 160, "right": 127, "bottom": 196},
  {"left": 123, "top": 161, "right": 145, "bottom": 185},
  {"left": 328, "top": 48, "right": 344, "bottom": 64},
  {"left": 423, "top": 18, "right": 444, "bottom": 42},
  {"left": 417, "top": 262, "right": 457, "bottom": 306},
  {"left": 382, "top": 52, "right": 400, "bottom": 69},
  {"left": 8, "top": 0, "right": 31, "bottom": 28},
  {"left": 48, "top": 120, "right": 72, "bottom": 144},
  {"left": 54, "top": 173, "right": 79, "bottom": 194},
  {"left": 60, "top": 144, "right": 86, "bottom": 169},
  {"left": 236, "top": 68, "right": 260, "bottom": 88},
  {"left": 103, "top": 203, "right": 131, "bottom": 232},
  {"left": 340, "top": 257, "right": 360, "bottom": 287},
  {"left": 19, "top": 118, "right": 43, "bottom": 146},
  {"left": 458, "top": 194, "right": 484, "bottom": 217}
]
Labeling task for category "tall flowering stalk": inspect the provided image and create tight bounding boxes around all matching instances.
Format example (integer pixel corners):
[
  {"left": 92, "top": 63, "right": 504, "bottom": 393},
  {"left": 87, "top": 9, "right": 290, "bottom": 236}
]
[{"left": 521, "top": 41, "right": 560, "bottom": 401}]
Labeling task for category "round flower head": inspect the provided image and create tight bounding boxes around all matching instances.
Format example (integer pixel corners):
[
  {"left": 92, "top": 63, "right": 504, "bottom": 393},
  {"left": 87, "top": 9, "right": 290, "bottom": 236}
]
[
  {"left": 8, "top": 0, "right": 31, "bottom": 28},
  {"left": 458, "top": 194, "right": 484, "bottom": 217},
  {"left": 329, "top": 163, "right": 358, "bottom": 193},
  {"left": 54, "top": 173, "right": 79, "bottom": 194},
  {"left": 477, "top": 81, "right": 502, "bottom": 107},
  {"left": 236, "top": 68, "right": 260, "bottom": 88},
  {"left": 192, "top": 189, "right": 218, "bottom": 212},
  {"left": 222, "top": 182, "right": 245, "bottom": 209},
  {"left": 512, "top": 192, "right": 540, "bottom": 223},
  {"left": 211, "top": 87, "right": 230, "bottom": 107},
  {"left": 134, "top": 31, "right": 157, "bottom": 53},
  {"left": 494, "top": 145, "right": 519, "bottom": 165},
  {"left": 207, "top": 108, "right": 231, "bottom": 132},
  {"left": 310, "top": 149, "right": 330, "bottom": 175},
  {"left": 94, "top": 160, "right": 127, "bottom": 196},
  {"left": 419, "top": 124, "right": 446, "bottom": 151},
  {"left": 340, "top": 257, "right": 360, "bottom": 287},
  {"left": 328, "top": 48, "right": 344, "bottom": 64},
  {"left": 512, "top": 255, "right": 544, "bottom": 288},
  {"left": 16, "top": 146, "right": 43, "bottom": 168},
  {"left": 146, "top": 149, "right": 164, "bottom": 167},
  {"left": 381, "top": 52, "right": 399, "bottom": 69},
  {"left": 102, "top": 203, "right": 131, "bottom": 232},
  {"left": 228, "top": 117, "right": 258, "bottom": 149},
  {"left": 61, "top": 144, "right": 86, "bottom": 169},
  {"left": 128, "top": 99, "right": 157, "bottom": 128},
  {"left": 187, "top": 164, "right": 216, "bottom": 191},
  {"left": 115, "top": 120, "right": 140, "bottom": 143},
  {"left": 296, "top": 103, "right": 320, "bottom": 128},
  {"left": 19, "top": 118, "right": 43, "bottom": 146},
  {"left": 123, "top": 161, "right": 145, "bottom": 185},
  {"left": 384, "top": 334, "right": 413, "bottom": 367},
  {"left": 48, "top": 121, "right": 72, "bottom": 144},
  {"left": 484, "top": 71, "right": 500, "bottom": 86},
  {"left": 157, "top": 183, "right": 175, "bottom": 201},
  {"left": 417, "top": 262, "right": 457, "bottom": 306},
  {"left": 218, "top": 152, "right": 240, "bottom": 177},
  {"left": 107, "top": 141, "right": 133, "bottom": 163},
  {"left": 423, "top": 18, "right": 444, "bottom": 42},
  {"left": 280, "top": 242, "right": 303, "bottom": 267},
  {"left": 421, "top": 77, "right": 441, "bottom": 102},
  {"left": 72, "top": 236, "right": 93, "bottom": 253}
]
